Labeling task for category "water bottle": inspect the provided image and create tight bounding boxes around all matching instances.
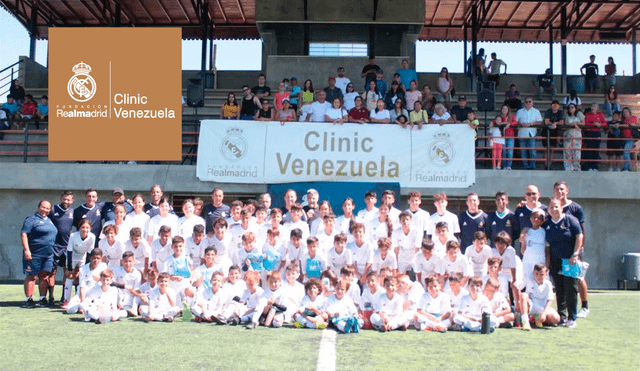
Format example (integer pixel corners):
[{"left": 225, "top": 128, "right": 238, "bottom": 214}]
[
  {"left": 481, "top": 312, "right": 491, "bottom": 334},
  {"left": 182, "top": 302, "right": 191, "bottom": 322}
]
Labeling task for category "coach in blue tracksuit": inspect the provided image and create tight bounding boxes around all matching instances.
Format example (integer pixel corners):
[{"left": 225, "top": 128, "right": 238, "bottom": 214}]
[
  {"left": 544, "top": 198, "right": 583, "bottom": 329},
  {"left": 21, "top": 200, "right": 58, "bottom": 308}
]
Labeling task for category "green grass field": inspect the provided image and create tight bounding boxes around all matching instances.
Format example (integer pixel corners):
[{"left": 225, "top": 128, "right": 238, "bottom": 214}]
[{"left": 1, "top": 285, "right": 638, "bottom": 371}]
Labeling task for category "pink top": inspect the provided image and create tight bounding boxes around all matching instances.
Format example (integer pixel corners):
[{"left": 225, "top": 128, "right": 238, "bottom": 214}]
[{"left": 274, "top": 91, "right": 291, "bottom": 110}]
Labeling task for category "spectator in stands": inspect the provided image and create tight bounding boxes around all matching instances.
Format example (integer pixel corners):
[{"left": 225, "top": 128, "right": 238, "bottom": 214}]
[
  {"left": 362, "top": 80, "right": 381, "bottom": 111},
  {"left": 464, "top": 111, "right": 480, "bottom": 138},
  {"left": 504, "top": 84, "right": 522, "bottom": 110},
  {"left": 305, "top": 90, "right": 331, "bottom": 123},
  {"left": 563, "top": 90, "right": 582, "bottom": 111},
  {"left": 255, "top": 99, "right": 275, "bottom": 121},
  {"left": 289, "top": 77, "right": 301, "bottom": 112},
  {"left": 335, "top": 67, "right": 351, "bottom": 94},
  {"left": 251, "top": 73, "right": 271, "bottom": 99},
  {"left": 563, "top": 103, "right": 584, "bottom": 171},
  {"left": 393, "top": 73, "right": 407, "bottom": 92},
  {"left": 493, "top": 104, "right": 517, "bottom": 170},
  {"left": 489, "top": 115, "right": 504, "bottom": 170},
  {"left": 532, "top": 69, "right": 556, "bottom": 100},
  {"left": 221, "top": 92, "right": 239, "bottom": 120},
  {"left": 274, "top": 82, "right": 290, "bottom": 111},
  {"left": 375, "top": 70, "right": 387, "bottom": 97},
  {"left": 277, "top": 98, "right": 296, "bottom": 123},
  {"left": 325, "top": 97, "right": 348, "bottom": 125},
  {"left": 543, "top": 100, "right": 564, "bottom": 150},
  {"left": 343, "top": 83, "right": 359, "bottom": 112},
  {"left": 580, "top": 55, "right": 599, "bottom": 94},
  {"left": 389, "top": 98, "right": 409, "bottom": 126},
  {"left": 621, "top": 107, "right": 638, "bottom": 172},
  {"left": 487, "top": 53, "right": 507, "bottom": 88},
  {"left": 2, "top": 95, "right": 20, "bottom": 122},
  {"left": 396, "top": 59, "right": 417, "bottom": 92},
  {"left": 299, "top": 79, "right": 315, "bottom": 120},
  {"left": 515, "top": 98, "right": 543, "bottom": 170},
  {"left": 0, "top": 108, "right": 8, "bottom": 133},
  {"left": 36, "top": 95, "right": 48, "bottom": 120},
  {"left": 604, "top": 57, "right": 617, "bottom": 87},
  {"left": 583, "top": 103, "right": 607, "bottom": 171},
  {"left": 435, "top": 68, "right": 454, "bottom": 108},
  {"left": 607, "top": 110, "right": 623, "bottom": 171},
  {"left": 324, "top": 77, "right": 343, "bottom": 105},
  {"left": 21, "top": 94, "right": 37, "bottom": 120},
  {"left": 369, "top": 99, "right": 391, "bottom": 124},
  {"left": 404, "top": 80, "right": 422, "bottom": 113},
  {"left": 384, "top": 81, "right": 406, "bottom": 110},
  {"left": 421, "top": 85, "right": 436, "bottom": 114},
  {"left": 348, "top": 96, "right": 370, "bottom": 124},
  {"left": 9, "top": 79, "right": 25, "bottom": 106},
  {"left": 603, "top": 85, "right": 620, "bottom": 118},
  {"left": 361, "top": 56, "right": 381, "bottom": 90},
  {"left": 409, "top": 101, "right": 428, "bottom": 129},
  {"left": 450, "top": 95, "right": 474, "bottom": 122},
  {"left": 238, "top": 85, "right": 262, "bottom": 120},
  {"left": 429, "top": 103, "right": 452, "bottom": 125}
]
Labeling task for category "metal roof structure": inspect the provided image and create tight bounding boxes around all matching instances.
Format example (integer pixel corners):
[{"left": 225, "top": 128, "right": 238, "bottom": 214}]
[{"left": 1, "top": 0, "right": 639, "bottom": 43}]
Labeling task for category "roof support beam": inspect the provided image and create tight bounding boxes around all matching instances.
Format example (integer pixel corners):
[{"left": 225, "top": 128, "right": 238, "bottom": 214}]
[
  {"left": 59, "top": 0, "right": 88, "bottom": 26},
  {"left": 155, "top": 0, "right": 172, "bottom": 22},
  {"left": 235, "top": 0, "right": 246, "bottom": 23},
  {"left": 136, "top": 0, "right": 155, "bottom": 22},
  {"left": 214, "top": 0, "right": 227, "bottom": 22},
  {"left": 175, "top": 0, "right": 190, "bottom": 22},
  {"left": 78, "top": 0, "right": 102, "bottom": 23}
]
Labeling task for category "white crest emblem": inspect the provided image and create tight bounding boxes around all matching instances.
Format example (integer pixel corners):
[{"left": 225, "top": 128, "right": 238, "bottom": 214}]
[
  {"left": 67, "top": 61, "right": 97, "bottom": 102},
  {"left": 220, "top": 127, "right": 247, "bottom": 162}
]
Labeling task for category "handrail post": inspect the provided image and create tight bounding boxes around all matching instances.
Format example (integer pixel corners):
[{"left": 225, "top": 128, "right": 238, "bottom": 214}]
[
  {"left": 23, "top": 121, "right": 29, "bottom": 163},
  {"left": 546, "top": 130, "right": 551, "bottom": 170}
]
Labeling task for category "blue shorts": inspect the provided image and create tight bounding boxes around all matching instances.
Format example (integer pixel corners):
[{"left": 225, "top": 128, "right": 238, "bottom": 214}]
[
  {"left": 52, "top": 245, "right": 67, "bottom": 268},
  {"left": 23, "top": 254, "right": 54, "bottom": 276}
]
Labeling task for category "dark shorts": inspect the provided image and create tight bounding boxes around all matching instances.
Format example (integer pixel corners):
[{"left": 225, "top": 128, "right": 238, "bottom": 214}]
[
  {"left": 23, "top": 254, "right": 54, "bottom": 276},
  {"left": 52, "top": 245, "right": 67, "bottom": 268},
  {"left": 585, "top": 77, "right": 598, "bottom": 91}
]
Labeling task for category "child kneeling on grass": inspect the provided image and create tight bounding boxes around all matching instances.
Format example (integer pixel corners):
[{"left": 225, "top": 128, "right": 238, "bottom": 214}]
[
  {"left": 294, "top": 278, "right": 328, "bottom": 329},
  {"left": 325, "top": 278, "right": 362, "bottom": 334},
  {"left": 142, "top": 272, "right": 181, "bottom": 322},
  {"left": 80, "top": 269, "right": 122, "bottom": 323},
  {"left": 521, "top": 264, "right": 560, "bottom": 328}
]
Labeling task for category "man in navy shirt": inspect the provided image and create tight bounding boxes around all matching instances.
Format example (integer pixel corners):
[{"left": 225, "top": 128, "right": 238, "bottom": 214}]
[
  {"left": 144, "top": 184, "right": 164, "bottom": 217},
  {"left": 457, "top": 192, "right": 488, "bottom": 253},
  {"left": 580, "top": 55, "right": 599, "bottom": 94},
  {"left": 102, "top": 188, "right": 133, "bottom": 222},
  {"left": 21, "top": 200, "right": 58, "bottom": 308},
  {"left": 72, "top": 189, "right": 104, "bottom": 247},
  {"left": 203, "top": 187, "right": 231, "bottom": 235},
  {"left": 486, "top": 191, "right": 516, "bottom": 246},
  {"left": 49, "top": 191, "right": 75, "bottom": 305}
]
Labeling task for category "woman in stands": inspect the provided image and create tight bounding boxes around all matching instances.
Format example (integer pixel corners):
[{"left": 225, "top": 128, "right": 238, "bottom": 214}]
[
  {"left": 421, "top": 85, "right": 436, "bottom": 114},
  {"left": 603, "top": 85, "right": 620, "bottom": 118},
  {"left": 429, "top": 103, "right": 452, "bottom": 125},
  {"left": 621, "top": 107, "right": 639, "bottom": 171},
  {"left": 348, "top": 96, "right": 370, "bottom": 124},
  {"left": 435, "top": 67, "right": 454, "bottom": 109},
  {"left": 325, "top": 97, "right": 348, "bottom": 125},
  {"left": 343, "top": 83, "right": 359, "bottom": 112},
  {"left": 390, "top": 98, "right": 409, "bottom": 126},
  {"left": 221, "top": 92, "right": 239, "bottom": 119},
  {"left": 362, "top": 80, "right": 381, "bottom": 111},
  {"left": 563, "top": 90, "right": 582, "bottom": 112},
  {"left": 493, "top": 104, "right": 518, "bottom": 171},
  {"left": 10, "top": 79, "right": 25, "bottom": 106},
  {"left": 563, "top": 103, "right": 584, "bottom": 171},
  {"left": 384, "top": 81, "right": 406, "bottom": 112},
  {"left": 408, "top": 101, "right": 428, "bottom": 129},
  {"left": 369, "top": 99, "right": 390, "bottom": 124},
  {"left": 277, "top": 98, "right": 297, "bottom": 123},
  {"left": 604, "top": 57, "right": 617, "bottom": 87},
  {"left": 255, "top": 99, "right": 275, "bottom": 121},
  {"left": 302, "top": 79, "right": 314, "bottom": 106},
  {"left": 544, "top": 198, "right": 583, "bottom": 328}
]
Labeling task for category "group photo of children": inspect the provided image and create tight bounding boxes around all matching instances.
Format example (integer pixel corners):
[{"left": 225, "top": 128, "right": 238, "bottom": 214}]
[{"left": 20, "top": 181, "right": 587, "bottom": 332}]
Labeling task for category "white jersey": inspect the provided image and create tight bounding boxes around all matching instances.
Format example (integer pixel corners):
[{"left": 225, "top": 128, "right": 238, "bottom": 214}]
[
  {"left": 522, "top": 228, "right": 546, "bottom": 284},
  {"left": 113, "top": 266, "right": 142, "bottom": 290},
  {"left": 367, "top": 217, "right": 394, "bottom": 243},
  {"left": 417, "top": 291, "right": 451, "bottom": 316},
  {"left": 316, "top": 230, "right": 338, "bottom": 257},
  {"left": 446, "top": 288, "right": 469, "bottom": 311},
  {"left": 414, "top": 252, "right": 444, "bottom": 281},
  {"left": 125, "top": 211, "right": 150, "bottom": 238},
  {"left": 348, "top": 240, "right": 374, "bottom": 275},
  {"left": 326, "top": 247, "right": 353, "bottom": 274},
  {"left": 257, "top": 224, "right": 288, "bottom": 246},
  {"left": 240, "top": 286, "right": 265, "bottom": 311},
  {"left": 81, "top": 284, "right": 118, "bottom": 312},
  {"left": 177, "top": 215, "right": 205, "bottom": 238},
  {"left": 373, "top": 292, "right": 404, "bottom": 317},
  {"left": 147, "top": 213, "right": 179, "bottom": 239},
  {"left": 281, "top": 281, "right": 305, "bottom": 310},
  {"left": 196, "top": 288, "right": 228, "bottom": 315},
  {"left": 371, "top": 251, "right": 397, "bottom": 273},
  {"left": 98, "top": 238, "right": 125, "bottom": 270},
  {"left": 78, "top": 262, "right": 107, "bottom": 290},
  {"left": 285, "top": 241, "right": 306, "bottom": 266},
  {"left": 359, "top": 286, "right": 383, "bottom": 309},
  {"left": 491, "top": 246, "right": 517, "bottom": 282},
  {"left": 124, "top": 239, "right": 152, "bottom": 271},
  {"left": 191, "top": 264, "right": 221, "bottom": 292},
  {"left": 260, "top": 286, "right": 286, "bottom": 306},
  {"left": 526, "top": 279, "right": 554, "bottom": 308},
  {"left": 325, "top": 294, "right": 358, "bottom": 317},
  {"left": 487, "top": 291, "right": 510, "bottom": 315},
  {"left": 356, "top": 207, "right": 378, "bottom": 223},
  {"left": 299, "top": 295, "right": 327, "bottom": 313},
  {"left": 465, "top": 244, "right": 493, "bottom": 277},
  {"left": 458, "top": 293, "right": 492, "bottom": 317},
  {"left": 229, "top": 224, "right": 259, "bottom": 260},
  {"left": 442, "top": 254, "right": 472, "bottom": 278},
  {"left": 225, "top": 216, "right": 242, "bottom": 230},
  {"left": 482, "top": 274, "right": 511, "bottom": 298},
  {"left": 391, "top": 227, "right": 421, "bottom": 266},
  {"left": 388, "top": 207, "right": 401, "bottom": 226},
  {"left": 148, "top": 286, "right": 177, "bottom": 313},
  {"left": 405, "top": 208, "right": 431, "bottom": 238},
  {"left": 222, "top": 280, "right": 248, "bottom": 301},
  {"left": 150, "top": 238, "right": 172, "bottom": 273},
  {"left": 283, "top": 220, "right": 310, "bottom": 241},
  {"left": 100, "top": 220, "right": 131, "bottom": 243},
  {"left": 185, "top": 236, "right": 206, "bottom": 266},
  {"left": 428, "top": 210, "right": 460, "bottom": 239},
  {"left": 433, "top": 237, "right": 452, "bottom": 258},
  {"left": 209, "top": 233, "right": 234, "bottom": 262},
  {"left": 138, "top": 281, "right": 157, "bottom": 296},
  {"left": 67, "top": 232, "right": 96, "bottom": 268}
]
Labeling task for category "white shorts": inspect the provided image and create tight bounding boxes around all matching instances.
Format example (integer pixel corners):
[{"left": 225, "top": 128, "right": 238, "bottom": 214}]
[{"left": 529, "top": 302, "right": 545, "bottom": 316}]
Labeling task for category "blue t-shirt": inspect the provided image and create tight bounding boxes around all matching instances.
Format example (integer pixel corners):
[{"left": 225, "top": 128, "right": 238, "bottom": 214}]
[
  {"left": 376, "top": 79, "right": 388, "bottom": 97},
  {"left": 290, "top": 86, "right": 301, "bottom": 105},
  {"left": 544, "top": 215, "right": 582, "bottom": 260},
  {"left": 21, "top": 213, "right": 58, "bottom": 256},
  {"left": 167, "top": 254, "right": 191, "bottom": 278},
  {"left": 102, "top": 201, "right": 133, "bottom": 222},
  {"left": 1, "top": 103, "right": 18, "bottom": 114},
  {"left": 458, "top": 210, "right": 488, "bottom": 253},
  {"left": 263, "top": 250, "right": 281, "bottom": 271},
  {"left": 37, "top": 103, "right": 48, "bottom": 116},
  {"left": 50, "top": 204, "right": 75, "bottom": 250},
  {"left": 304, "top": 257, "right": 324, "bottom": 278},
  {"left": 396, "top": 68, "right": 418, "bottom": 90}
]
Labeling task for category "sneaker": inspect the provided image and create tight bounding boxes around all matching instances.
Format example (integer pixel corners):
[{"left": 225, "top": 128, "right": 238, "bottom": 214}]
[
  {"left": 246, "top": 322, "right": 257, "bottom": 330},
  {"left": 36, "top": 298, "right": 49, "bottom": 307},
  {"left": 577, "top": 308, "right": 589, "bottom": 318},
  {"left": 558, "top": 318, "right": 567, "bottom": 327},
  {"left": 293, "top": 322, "right": 304, "bottom": 329},
  {"left": 434, "top": 325, "right": 447, "bottom": 333},
  {"left": 566, "top": 319, "right": 577, "bottom": 329},
  {"left": 22, "top": 298, "right": 36, "bottom": 308},
  {"left": 229, "top": 315, "right": 240, "bottom": 326},
  {"left": 522, "top": 320, "right": 531, "bottom": 331},
  {"left": 533, "top": 315, "right": 543, "bottom": 328},
  {"left": 315, "top": 322, "right": 327, "bottom": 330},
  {"left": 48, "top": 298, "right": 56, "bottom": 308}
]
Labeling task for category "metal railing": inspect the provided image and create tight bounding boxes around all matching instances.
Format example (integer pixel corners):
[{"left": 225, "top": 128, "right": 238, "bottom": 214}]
[{"left": 0, "top": 60, "right": 24, "bottom": 98}]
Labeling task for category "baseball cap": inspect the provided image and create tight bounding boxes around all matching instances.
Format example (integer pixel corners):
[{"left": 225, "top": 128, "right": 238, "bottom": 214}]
[
  {"left": 113, "top": 188, "right": 124, "bottom": 195},
  {"left": 291, "top": 76, "right": 298, "bottom": 81},
  {"left": 551, "top": 100, "right": 560, "bottom": 105},
  {"left": 328, "top": 76, "right": 336, "bottom": 81},
  {"left": 458, "top": 95, "right": 467, "bottom": 100}
]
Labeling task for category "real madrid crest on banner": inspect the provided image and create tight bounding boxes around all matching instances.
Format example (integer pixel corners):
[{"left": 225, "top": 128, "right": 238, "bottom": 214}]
[
  {"left": 67, "top": 61, "right": 97, "bottom": 102},
  {"left": 428, "top": 132, "right": 455, "bottom": 167},
  {"left": 220, "top": 127, "right": 248, "bottom": 162}
]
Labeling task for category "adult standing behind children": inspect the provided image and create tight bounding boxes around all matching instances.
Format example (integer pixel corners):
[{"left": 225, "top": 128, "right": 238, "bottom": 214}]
[
  {"left": 396, "top": 59, "right": 417, "bottom": 92},
  {"left": 361, "top": 56, "right": 381, "bottom": 91},
  {"left": 203, "top": 188, "right": 231, "bottom": 236}
]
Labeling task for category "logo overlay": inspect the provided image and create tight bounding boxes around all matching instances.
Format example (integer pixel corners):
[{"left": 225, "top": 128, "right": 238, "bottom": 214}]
[{"left": 49, "top": 28, "right": 181, "bottom": 161}]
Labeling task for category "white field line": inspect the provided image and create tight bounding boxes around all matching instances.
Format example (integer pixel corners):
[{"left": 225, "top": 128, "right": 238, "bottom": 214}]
[{"left": 317, "top": 329, "right": 337, "bottom": 371}]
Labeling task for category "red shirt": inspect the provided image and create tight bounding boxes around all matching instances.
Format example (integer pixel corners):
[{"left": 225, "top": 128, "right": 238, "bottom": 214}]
[
  {"left": 584, "top": 112, "right": 607, "bottom": 132},
  {"left": 22, "top": 102, "right": 37, "bottom": 116},
  {"left": 622, "top": 115, "right": 638, "bottom": 138},
  {"left": 493, "top": 114, "right": 517, "bottom": 137},
  {"left": 349, "top": 107, "right": 369, "bottom": 120}
]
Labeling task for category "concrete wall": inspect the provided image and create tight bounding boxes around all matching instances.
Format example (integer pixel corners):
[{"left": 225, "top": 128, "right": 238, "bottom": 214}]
[
  {"left": 19, "top": 56, "right": 48, "bottom": 89},
  {"left": 0, "top": 162, "right": 638, "bottom": 288}
]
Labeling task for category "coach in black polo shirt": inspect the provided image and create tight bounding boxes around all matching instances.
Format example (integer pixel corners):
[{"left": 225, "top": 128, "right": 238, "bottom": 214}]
[
  {"left": 203, "top": 187, "right": 231, "bottom": 235},
  {"left": 73, "top": 188, "right": 104, "bottom": 247}
]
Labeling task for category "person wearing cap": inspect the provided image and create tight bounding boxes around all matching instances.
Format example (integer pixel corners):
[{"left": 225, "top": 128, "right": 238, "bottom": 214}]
[
  {"left": 532, "top": 69, "right": 556, "bottom": 100},
  {"left": 396, "top": 59, "right": 417, "bottom": 93},
  {"left": 450, "top": 95, "right": 474, "bottom": 123},
  {"left": 544, "top": 100, "right": 565, "bottom": 149},
  {"left": 324, "top": 76, "right": 343, "bottom": 105},
  {"left": 289, "top": 77, "right": 301, "bottom": 111},
  {"left": 334, "top": 67, "right": 351, "bottom": 95},
  {"left": 361, "top": 56, "right": 381, "bottom": 91},
  {"left": 274, "top": 81, "right": 291, "bottom": 111},
  {"left": 102, "top": 188, "right": 133, "bottom": 223}
]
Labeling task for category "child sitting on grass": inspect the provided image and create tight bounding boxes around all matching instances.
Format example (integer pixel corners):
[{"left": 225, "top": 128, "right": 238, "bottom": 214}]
[
  {"left": 414, "top": 275, "right": 451, "bottom": 332},
  {"left": 246, "top": 270, "right": 287, "bottom": 329},
  {"left": 143, "top": 272, "right": 181, "bottom": 322},
  {"left": 452, "top": 276, "right": 492, "bottom": 332},
  {"left": 192, "top": 271, "right": 228, "bottom": 324},
  {"left": 294, "top": 278, "right": 328, "bottom": 329},
  {"left": 483, "top": 277, "right": 515, "bottom": 329},
  {"left": 80, "top": 269, "right": 122, "bottom": 324},
  {"left": 325, "top": 278, "right": 361, "bottom": 334},
  {"left": 521, "top": 264, "right": 560, "bottom": 329},
  {"left": 370, "top": 276, "right": 408, "bottom": 332}
]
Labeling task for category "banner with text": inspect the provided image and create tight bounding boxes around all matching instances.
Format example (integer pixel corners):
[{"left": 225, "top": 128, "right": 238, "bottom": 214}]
[{"left": 196, "top": 121, "right": 475, "bottom": 188}]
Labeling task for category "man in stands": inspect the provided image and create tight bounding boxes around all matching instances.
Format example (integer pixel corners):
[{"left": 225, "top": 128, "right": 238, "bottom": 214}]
[
  {"left": 487, "top": 52, "right": 507, "bottom": 88},
  {"left": 450, "top": 95, "right": 474, "bottom": 123},
  {"left": 532, "top": 68, "right": 556, "bottom": 100},
  {"left": 504, "top": 84, "right": 522, "bottom": 110},
  {"left": 580, "top": 55, "right": 599, "bottom": 94},
  {"left": 305, "top": 90, "right": 331, "bottom": 123},
  {"left": 324, "top": 77, "right": 343, "bottom": 105},
  {"left": 251, "top": 73, "right": 271, "bottom": 99},
  {"left": 515, "top": 98, "right": 543, "bottom": 170},
  {"left": 334, "top": 67, "right": 351, "bottom": 94},
  {"left": 396, "top": 59, "right": 417, "bottom": 93},
  {"left": 239, "top": 85, "right": 262, "bottom": 120},
  {"left": 543, "top": 100, "right": 564, "bottom": 150},
  {"left": 361, "top": 56, "right": 381, "bottom": 91},
  {"left": 203, "top": 187, "right": 231, "bottom": 236}
]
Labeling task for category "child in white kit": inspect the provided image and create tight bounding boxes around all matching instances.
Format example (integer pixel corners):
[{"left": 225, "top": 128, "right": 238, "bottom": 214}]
[
  {"left": 340, "top": 267, "right": 362, "bottom": 310},
  {"left": 280, "top": 264, "right": 306, "bottom": 323},
  {"left": 150, "top": 226, "right": 172, "bottom": 273},
  {"left": 442, "top": 241, "right": 471, "bottom": 288},
  {"left": 414, "top": 275, "right": 452, "bottom": 332},
  {"left": 234, "top": 271, "right": 264, "bottom": 325},
  {"left": 283, "top": 203, "right": 310, "bottom": 241},
  {"left": 80, "top": 269, "right": 123, "bottom": 323},
  {"left": 209, "top": 218, "right": 234, "bottom": 269},
  {"left": 124, "top": 227, "right": 151, "bottom": 273},
  {"left": 294, "top": 278, "right": 328, "bottom": 329},
  {"left": 432, "top": 221, "right": 453, "bottom": 257},
  {"left": 220, "top": 266, "right": 248, "bottom": 319},
  {"left": 348, "top": 223, "right": 374, "bottom": 285},
  {"left": 453, "top": 276, "right": 493, "bottom": 332},
  {"left": 135, "top": 267, "right": 158, "bottom": 316},
  {"left": 185, "top": 224, "right": 207, "bottom": 267},
  {"left": 391, "top": 212, "right": 422, "bottom": 275},
  {"left": 142, "top": 272, "right": 181, "bottom": 322},
  {"left": 191, "top": 247, "right": 222, "bottom": 296},
  {"left": 262, "top": 227, "right": 286, "bottom": 282},
  {"left": 237, "top": 231, "right": 264, "bottom": 275},
  {"left": 285, "top": 228, "right": 306, "bottom": 274},
  {"left": 113, "top": 251, "right": 142, "bottom": 316},
  {"left": 230, "top": 211, "right": 259, "bottom": 265},
  {"left": 491, "top": 231, "right": 523, "bottom": 312},
  {"left": 359, "top": 271, "right": 383, "bottom": 329},
  {"left": 370, "top": 276, "right": 407, "bottom": 332},
  {"left": 414, "top": 239, "right": 444, "bottom": 288},
  {"left": 192, "top": 271, "right": 228, "bottom": 323},
  {"left": 483, "top": 277, "right": 514, "bottom": 328},
  {"left": 522, "top": 264, "right": 560, "bottom": 328},
  {"left": 98, "top": 224, "right": 124, "bottom": 271},
  {"left": 372, "top": 237, "right": 398, "bottom": 274},
  {"left": 327, "top": 233, "right": 353, "bottom": 274},
  {"left": 246, "top": 270, "right": 287, "bottom": 329},
  {"left": 465, "top": 231, "right": 493, "bottom": 278},
  {"left": 445, "top": 274, "right": 469, "bottom": 321},
  {"left": 316, "top": 214, "right": 338, "bottom": 256},
  {"left": 64, "top": 220, "right": 96, "bottom": 303},
  {"left": 64, "top": 248, "right": 107, "bottom": 313},
  {"left": 164, "top": 236, "right": 196, "bottom": 304},
  {"left": 324, "top": 278, "right": 362, "bottom": 334}
]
